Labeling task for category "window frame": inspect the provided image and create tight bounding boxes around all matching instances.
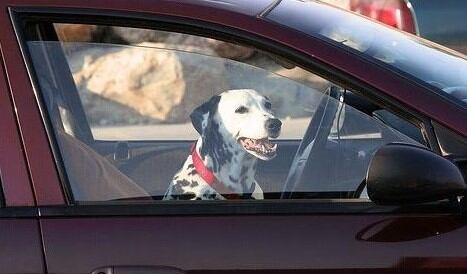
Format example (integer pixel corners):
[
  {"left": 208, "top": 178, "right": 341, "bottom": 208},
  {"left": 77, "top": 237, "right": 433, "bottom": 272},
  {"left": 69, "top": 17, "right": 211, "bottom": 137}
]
[{"left": 11, "top": 7, "right": 445, "bottom": 215}]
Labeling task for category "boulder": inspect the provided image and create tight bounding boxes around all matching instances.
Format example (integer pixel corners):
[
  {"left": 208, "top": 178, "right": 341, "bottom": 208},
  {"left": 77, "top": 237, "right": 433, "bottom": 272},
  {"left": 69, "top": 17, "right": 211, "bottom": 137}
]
[
  {"left": 110, "top": 27, "right": 255, "bottom": 60},
  {"left": 55, "top": 24, "right": 96, "bottom": 42},
  {"left": 69, "top": 42, "right": 228, "bottom": 124}
]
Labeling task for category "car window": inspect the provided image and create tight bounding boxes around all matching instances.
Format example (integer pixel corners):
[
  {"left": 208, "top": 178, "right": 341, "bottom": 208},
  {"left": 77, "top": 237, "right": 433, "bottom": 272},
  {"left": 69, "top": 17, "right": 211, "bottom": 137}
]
[{"left": 26, "top": 23, "right": 422, "bottom": 203}]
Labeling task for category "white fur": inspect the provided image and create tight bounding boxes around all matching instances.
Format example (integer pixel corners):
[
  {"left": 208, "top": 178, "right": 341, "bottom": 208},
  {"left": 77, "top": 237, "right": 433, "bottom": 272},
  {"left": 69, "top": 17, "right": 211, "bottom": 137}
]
[{"left": 163, "top": 89, "right": 280, "bottom": 200}]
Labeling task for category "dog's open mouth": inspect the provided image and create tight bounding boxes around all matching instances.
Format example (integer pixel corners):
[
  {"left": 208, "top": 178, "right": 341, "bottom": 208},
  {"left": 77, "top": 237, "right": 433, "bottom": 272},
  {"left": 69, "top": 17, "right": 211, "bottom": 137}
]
[{"left": 238, "top": 137, "right": 277, "bottom": 160}]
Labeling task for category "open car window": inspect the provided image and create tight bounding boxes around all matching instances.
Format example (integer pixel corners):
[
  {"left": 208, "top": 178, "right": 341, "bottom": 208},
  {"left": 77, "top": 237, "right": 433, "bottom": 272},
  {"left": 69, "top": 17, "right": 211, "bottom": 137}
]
[{"left": 26, "top": 24, "right": 423, "bottom": 203}]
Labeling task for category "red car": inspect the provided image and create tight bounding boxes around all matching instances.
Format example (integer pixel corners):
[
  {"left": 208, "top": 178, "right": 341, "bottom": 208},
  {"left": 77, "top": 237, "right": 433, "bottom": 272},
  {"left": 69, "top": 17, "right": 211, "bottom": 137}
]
[
  {"left": 0, "top": 0, "right": 466, "bottom": 273},
  {"left": 320, "top": 0, "right": 467, "bottom": 55}
]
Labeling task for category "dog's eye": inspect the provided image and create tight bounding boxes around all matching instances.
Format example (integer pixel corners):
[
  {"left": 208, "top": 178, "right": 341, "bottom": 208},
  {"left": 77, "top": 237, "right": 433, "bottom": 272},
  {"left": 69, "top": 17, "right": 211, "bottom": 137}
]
[
  {"left": 264, "top": 102, "right": 272, "bottom": 110},
  {"left": 235, "top": 106, "right": 248, "bottom": 114}
]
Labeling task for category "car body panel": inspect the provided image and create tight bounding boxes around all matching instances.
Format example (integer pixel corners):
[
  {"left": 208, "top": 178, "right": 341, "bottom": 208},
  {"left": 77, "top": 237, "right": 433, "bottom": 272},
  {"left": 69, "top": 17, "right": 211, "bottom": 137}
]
[
  {"left": 3, "top": 0, "right": 466, "bottom": 206},
  {"left": 0, "top": 4, "right": 65, "bottom": 206},
  {"left": 0, "top": 0, "right": 465, "bottom": 273},
  {"left": 40, "top": 214, "right": 467, "bottom": 273},
  {"left": 0, "top": 218, "right": 44, "bottom": 273},
  {"left": 0, "top": 46, "right": 35, "bottom": 207}
]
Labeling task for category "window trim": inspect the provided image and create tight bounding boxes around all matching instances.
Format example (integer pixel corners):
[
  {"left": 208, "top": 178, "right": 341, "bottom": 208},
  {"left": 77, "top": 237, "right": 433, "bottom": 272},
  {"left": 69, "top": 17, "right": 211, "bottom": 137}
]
[
  {"left": 38, "top": 199, "right": 460, "bottom": 217},
  {"left": 11, "top": 7, "right": 441, "bottom": 212}
]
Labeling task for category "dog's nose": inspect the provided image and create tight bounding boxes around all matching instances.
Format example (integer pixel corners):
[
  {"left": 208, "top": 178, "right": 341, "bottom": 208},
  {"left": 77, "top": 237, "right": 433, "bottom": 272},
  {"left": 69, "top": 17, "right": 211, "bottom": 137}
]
[{"left": 266, "top": 118, "right": 282, "bottom": 131}]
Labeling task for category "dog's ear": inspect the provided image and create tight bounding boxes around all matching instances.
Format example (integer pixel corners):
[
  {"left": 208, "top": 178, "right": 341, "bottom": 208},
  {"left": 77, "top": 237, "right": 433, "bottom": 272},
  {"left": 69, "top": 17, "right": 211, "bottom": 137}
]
[{"left": 190, "top": 95, "right": 221, "bottom": 134}]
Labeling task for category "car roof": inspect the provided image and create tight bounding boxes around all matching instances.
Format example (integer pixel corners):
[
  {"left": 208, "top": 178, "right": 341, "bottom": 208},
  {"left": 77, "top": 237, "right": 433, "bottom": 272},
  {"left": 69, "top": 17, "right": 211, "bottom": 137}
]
[
  {"left": 2, "top": 0, "right": 276, "bottom": 17},
  {"left": 174, "top": 0, "right": 276, "bottom": 16}
]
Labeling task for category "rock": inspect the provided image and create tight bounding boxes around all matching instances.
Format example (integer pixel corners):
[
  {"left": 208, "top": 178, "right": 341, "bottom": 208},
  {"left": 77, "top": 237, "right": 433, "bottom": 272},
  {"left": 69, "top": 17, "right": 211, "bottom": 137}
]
[
  {"left": 110, "top": 26, "right": 170, "bottom": 43},
  {"left": 207, "top": 40, "right": 255, "bottom": 60},
  {"left": 55, "top": 24, "right": 96, "bottom": 42},
  {"left": 108, "top": 27, "right": 256, "bottom": 60},
  {"left": 69, "top": 42, "right": 228, "bottom": 124},
  {"left": 274, "top": 66, "right": 331, "bottom": 91}
]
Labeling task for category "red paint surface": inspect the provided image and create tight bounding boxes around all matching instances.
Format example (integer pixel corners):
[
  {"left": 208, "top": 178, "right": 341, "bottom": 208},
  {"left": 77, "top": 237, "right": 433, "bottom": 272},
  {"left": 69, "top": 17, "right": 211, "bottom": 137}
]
[
  {"left": 0, "top": 0, "right": 463, "bottom": 204},
  {"left": 0, "top": 47, "right": 35, "bottom": 206},
  {"left": 41, "top": 215, "right": 467, "bottom": 273},
  {"left": 0, "top": 219, "right": 44, "bottom": 273},
  {"left": 0, "top": 1, "right": 464, "bottom": 273},
  {"left": 0, "top": 5, "right": 65, "bottom": 205}
]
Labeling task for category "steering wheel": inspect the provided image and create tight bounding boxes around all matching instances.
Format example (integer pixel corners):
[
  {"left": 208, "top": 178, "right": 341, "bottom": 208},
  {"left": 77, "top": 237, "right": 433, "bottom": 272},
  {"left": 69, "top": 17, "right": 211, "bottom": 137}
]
[{"left": 281, "top": 86, "right": 343, "bottom": 199}]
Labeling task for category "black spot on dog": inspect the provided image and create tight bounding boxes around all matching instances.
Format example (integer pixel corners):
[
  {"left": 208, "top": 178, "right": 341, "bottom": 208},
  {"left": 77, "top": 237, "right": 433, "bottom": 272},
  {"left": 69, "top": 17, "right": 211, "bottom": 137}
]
[
  {"left": 238, "top": 175, "right": 256, "bottom": 194},
  {"left": 203, "top": 193, "right": 218, "bottom": 199},
  {"left": 240, "top": 177, "right": 248, "bottom": 193},
  {"left": 240, "top": 165, "right": 249, "bottom": 177},
  {"left": 172, "top": 180, "right": 190, "bottom": 194},
  {"left": 178, "top": 192, "right": 196, "bottom": 200},
  {"left": 191, "top": 95, "right": 221, "bottom": 134},
  {"left": 187, "top": 164, "right": 194, "bottom": 169},
  {"left": 173, "top": 184, "right": 183, "bottom": 194},
  {"left": 187, "top": 169, "right": 197, "bottom": 176},
  {"left": 177, "top": 179, "right": 190, "bottom": 187},
  {"left": 201, "top": 188, "right": 220, "bottom": 200},
  {"left": 190, "top": 95, "right": 234, "bottom": 173},
  {"left": 248, "top": 182, "right": 256, "bottom": 193},
  {"left": 200, "top": 119, "right": 233, "bottom": 172},
  {"left": 191, "top": 181, "right": 199, "bottom": 187}
]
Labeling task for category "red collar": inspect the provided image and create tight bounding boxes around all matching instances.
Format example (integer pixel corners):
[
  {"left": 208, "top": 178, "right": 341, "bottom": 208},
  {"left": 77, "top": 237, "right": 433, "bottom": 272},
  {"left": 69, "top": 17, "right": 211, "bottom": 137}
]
[{"left": 191, "top": 142, "right": 241, "bottom": 199}]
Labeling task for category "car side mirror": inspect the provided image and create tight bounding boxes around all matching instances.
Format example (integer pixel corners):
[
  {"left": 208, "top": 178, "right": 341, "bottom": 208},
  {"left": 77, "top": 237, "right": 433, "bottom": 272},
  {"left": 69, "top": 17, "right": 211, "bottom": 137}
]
[{"left": 366, "top": 143, "right": 466, "bottom": 205}]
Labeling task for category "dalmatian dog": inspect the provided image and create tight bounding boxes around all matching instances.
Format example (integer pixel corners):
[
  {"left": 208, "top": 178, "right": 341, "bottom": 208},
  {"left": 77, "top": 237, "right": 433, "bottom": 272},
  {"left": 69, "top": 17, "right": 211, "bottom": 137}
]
[{"left": 163, "top": 89, "right": 282, "bottom": 200}]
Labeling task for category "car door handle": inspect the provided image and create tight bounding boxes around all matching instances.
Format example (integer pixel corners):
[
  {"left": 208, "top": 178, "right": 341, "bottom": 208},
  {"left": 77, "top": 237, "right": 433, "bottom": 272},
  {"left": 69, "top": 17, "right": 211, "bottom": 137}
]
[{"left": 91, "top": 265, "right": 187, "bottom": 274}]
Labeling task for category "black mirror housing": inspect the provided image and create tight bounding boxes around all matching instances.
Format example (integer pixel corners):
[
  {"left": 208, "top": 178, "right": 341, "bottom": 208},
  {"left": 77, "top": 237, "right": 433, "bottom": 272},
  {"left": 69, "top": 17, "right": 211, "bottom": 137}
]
[{"left": 367, "top": 143, "right": 466, "bottom": 205}]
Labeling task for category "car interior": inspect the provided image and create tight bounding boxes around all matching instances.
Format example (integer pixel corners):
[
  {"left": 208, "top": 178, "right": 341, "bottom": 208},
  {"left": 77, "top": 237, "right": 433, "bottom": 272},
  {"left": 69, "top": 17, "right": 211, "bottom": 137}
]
[{"left": 24, "top": 20, "right": 428, "bottom": 203}]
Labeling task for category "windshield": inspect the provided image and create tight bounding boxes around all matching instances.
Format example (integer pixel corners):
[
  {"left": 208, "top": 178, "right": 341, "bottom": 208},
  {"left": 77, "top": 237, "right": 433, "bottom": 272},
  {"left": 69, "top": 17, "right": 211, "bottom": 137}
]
[{"left": 268, "top": 0, "right": 467, "bottom": 107}]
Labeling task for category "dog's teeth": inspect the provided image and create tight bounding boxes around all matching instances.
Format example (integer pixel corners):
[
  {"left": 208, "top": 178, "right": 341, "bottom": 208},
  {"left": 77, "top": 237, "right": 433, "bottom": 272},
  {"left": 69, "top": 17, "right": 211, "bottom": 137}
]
[{"left": 239, "top": 137, "right": 278, "bottom": 157}]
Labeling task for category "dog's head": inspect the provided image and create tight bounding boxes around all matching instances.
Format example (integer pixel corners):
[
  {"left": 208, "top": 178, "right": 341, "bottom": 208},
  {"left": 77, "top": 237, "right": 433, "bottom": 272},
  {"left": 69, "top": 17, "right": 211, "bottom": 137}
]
[{"left": 191, "top": 89, "right": 281, "bottom": 161}]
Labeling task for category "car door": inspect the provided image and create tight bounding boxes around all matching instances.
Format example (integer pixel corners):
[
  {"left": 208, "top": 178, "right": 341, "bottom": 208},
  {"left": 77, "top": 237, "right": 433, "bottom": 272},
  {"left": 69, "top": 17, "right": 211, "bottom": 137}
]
[
  {"left": 0, "top": 46, "right": 45, "bottom": 273},
  {"left": 5, "top": 3, "right": 467, "bottom": 274}
]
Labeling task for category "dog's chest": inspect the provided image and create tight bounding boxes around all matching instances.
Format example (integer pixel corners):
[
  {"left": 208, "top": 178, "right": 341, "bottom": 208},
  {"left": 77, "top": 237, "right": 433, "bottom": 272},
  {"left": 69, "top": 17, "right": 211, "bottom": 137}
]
[
  {"left": 167, "top": 154, "right": 258, "bottom": 200},
  {"left": 168, "top": 156, "right": 224, "bottom": 199}
]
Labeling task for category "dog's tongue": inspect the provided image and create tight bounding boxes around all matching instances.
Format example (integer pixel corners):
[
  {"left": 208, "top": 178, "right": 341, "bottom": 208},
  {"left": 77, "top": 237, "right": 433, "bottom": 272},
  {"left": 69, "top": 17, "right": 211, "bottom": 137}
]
[{"left": 240, "top": 137, "right": 277, "bottom": 154}]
